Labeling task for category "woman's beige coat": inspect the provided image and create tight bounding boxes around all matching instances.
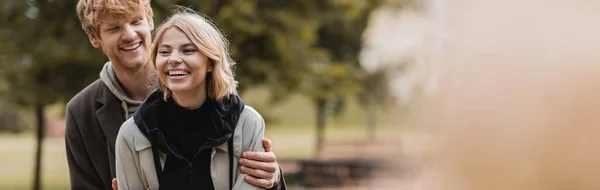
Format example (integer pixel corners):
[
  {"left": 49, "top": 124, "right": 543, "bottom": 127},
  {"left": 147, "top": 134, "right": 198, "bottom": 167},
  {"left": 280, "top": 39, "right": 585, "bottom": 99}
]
[{"left": 115, "top": 106, "right": 265, "bottom": 190}]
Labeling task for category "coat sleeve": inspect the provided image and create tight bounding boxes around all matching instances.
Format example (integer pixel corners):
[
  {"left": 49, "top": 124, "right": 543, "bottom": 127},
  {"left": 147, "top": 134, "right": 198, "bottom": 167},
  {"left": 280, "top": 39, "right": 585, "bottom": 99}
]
[
  {"left": 232, "top": 110, "right": 267, "bottom": 190},
  {"left": 268, "top": 167, "right": 288, "bottom": 190},
  {"left": 65, "top": 106, "right": 104, "bottom": 189},
  {"left": 115, "top": 125, "right": 146, "bottom": 190}
]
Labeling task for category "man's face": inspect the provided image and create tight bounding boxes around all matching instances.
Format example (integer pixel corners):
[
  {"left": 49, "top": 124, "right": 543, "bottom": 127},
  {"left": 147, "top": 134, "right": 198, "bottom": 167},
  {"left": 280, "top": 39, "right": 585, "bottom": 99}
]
[{"left": 90, "top": 10, "right": 153, "bottom": 71}]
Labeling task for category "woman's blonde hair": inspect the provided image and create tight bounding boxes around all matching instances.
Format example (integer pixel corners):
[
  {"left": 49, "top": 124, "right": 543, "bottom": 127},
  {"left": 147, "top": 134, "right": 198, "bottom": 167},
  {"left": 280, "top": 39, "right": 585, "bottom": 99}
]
[{"left": 151, "top": 6, "right": 238, "bottom": 102}]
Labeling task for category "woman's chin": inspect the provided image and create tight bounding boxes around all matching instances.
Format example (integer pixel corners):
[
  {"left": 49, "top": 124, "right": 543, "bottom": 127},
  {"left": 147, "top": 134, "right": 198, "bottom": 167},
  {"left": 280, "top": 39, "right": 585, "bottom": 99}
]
[
  {"left": 166, "top": 83, "right": 205, "bottom": 96},
  {"left": 167, "top": 86, "right": 188, "bottom": 94}
]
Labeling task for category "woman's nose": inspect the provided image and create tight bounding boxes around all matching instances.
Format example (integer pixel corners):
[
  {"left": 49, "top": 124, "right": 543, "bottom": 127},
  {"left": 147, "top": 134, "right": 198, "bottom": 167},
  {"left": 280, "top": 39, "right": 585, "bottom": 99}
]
[{"left": 167, "top": 56, "right": 183, "bottom": 64}]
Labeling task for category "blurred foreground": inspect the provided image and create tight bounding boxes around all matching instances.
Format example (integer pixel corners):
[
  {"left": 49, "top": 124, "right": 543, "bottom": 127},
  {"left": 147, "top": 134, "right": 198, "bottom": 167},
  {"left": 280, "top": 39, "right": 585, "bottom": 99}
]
[{"left": 378, "top": 0, "right": 600, "bottom": 190}]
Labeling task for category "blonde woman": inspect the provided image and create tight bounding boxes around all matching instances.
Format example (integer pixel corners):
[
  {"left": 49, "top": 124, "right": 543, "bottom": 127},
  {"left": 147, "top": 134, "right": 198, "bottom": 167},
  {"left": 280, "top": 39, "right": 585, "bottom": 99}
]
[{"left": 115, "top": 7, "right": 267, "bottom": 190}]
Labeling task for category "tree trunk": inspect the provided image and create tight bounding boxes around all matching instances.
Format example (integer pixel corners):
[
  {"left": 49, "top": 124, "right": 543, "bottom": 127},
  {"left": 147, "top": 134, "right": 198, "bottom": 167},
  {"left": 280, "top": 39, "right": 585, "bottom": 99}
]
[
  {"left": 33, "top": 103, "right": 45, "bottom": 190},
  {"left": 366, "top": 73, "right": 387, "bottom": 141},
  {"left": 366, "top": 79, "right": 378, "bottom": 141},
  {"left": 315, "top": 99, "right": 327, "bottom": 159}
]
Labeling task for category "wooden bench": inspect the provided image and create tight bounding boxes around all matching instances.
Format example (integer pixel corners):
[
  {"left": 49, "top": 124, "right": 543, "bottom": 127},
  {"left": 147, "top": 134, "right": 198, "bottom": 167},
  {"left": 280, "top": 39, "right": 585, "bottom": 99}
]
[{"left": 296, "top": 159, "right": 385, "bottom": 187}]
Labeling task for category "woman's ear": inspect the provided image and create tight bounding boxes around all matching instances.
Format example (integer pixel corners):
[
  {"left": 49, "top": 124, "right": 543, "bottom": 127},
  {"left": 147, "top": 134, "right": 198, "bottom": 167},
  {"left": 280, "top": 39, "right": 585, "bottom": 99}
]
[{"left": 207, "top": 60, "right": 214, "bottom": 72}]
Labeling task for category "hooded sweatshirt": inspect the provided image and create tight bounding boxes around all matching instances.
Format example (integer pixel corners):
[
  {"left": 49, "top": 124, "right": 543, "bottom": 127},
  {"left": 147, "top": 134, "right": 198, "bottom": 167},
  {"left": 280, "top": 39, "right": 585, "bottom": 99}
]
[{"left": 99, "top": 62, "right": 143, "bottom": 119}]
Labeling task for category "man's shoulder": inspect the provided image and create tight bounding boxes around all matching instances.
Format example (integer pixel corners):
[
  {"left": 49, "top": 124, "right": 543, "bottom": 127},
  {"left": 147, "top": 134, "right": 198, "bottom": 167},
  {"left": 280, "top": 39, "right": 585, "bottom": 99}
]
[{"left": 66, "top": 79, "right": 104, "bottom": 113}]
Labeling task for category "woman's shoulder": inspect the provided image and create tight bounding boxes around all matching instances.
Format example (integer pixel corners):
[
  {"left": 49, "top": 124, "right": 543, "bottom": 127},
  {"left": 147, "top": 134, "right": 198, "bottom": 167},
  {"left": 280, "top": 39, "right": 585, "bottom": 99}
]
[
  {"left": 238, "top": 106, "right": 265, "bottom": 127},
  {"left": 117, "top": 117, "right": 144, "bottom": 142},
  {"left": 236, "top": 106, "right": 265, "bottom": 135},
  {"left": 117, "top": 117, "right": 152, "bottom": 151},
  {"left": 240, "top": 106, "right": 262, "bottom": 121},
  {"left": 234, "top": 106, "right": 266, "bottom": 152},
  {"left": 119, "top": 118, "right": 139, "bottom": 135}
]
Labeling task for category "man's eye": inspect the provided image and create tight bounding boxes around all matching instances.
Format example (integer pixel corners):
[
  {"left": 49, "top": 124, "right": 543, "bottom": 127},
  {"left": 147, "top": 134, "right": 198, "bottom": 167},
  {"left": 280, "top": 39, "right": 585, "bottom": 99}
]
[
  {"left": 108, "top": 26, "right": 119, "bottom": 31},
  {"left": 132, "top": 18, "right": 143, "bottom": 25}
]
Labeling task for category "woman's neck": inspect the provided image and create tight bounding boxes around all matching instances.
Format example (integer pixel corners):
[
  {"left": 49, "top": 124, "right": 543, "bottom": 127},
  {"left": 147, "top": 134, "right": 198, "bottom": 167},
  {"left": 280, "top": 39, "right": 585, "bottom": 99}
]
[{"left": 171, "top": 85, "right": 207, "bottom": 110}]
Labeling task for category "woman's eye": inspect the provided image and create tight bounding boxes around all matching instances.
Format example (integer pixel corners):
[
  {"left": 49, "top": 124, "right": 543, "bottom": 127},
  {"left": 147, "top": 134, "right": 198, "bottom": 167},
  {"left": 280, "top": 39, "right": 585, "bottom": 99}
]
[
  {"left": 158, "top": 50, "right": 170, "bottom": 55},
  {"left": 183, "top": 49, "right": 196, "bottom": 53}
]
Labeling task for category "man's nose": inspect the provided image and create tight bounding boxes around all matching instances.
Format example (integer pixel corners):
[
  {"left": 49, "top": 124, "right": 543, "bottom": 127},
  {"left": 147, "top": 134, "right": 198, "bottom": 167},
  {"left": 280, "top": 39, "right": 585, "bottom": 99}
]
[{"left": 121, "top": 25, "right": 136, "bottom": 42}]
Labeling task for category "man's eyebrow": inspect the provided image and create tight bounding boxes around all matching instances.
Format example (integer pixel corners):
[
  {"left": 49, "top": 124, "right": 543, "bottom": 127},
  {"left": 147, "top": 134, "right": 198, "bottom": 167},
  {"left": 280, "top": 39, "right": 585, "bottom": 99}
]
[{"left": 102, "top": 23, "right": 117, "bottom": 28}]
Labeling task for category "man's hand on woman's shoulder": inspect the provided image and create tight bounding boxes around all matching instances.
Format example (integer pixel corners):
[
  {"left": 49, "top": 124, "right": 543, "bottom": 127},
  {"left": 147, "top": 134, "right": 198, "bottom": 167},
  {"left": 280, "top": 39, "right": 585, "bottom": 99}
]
[{"left": 240, "top": 138, "right": 281, "bottom": 189}]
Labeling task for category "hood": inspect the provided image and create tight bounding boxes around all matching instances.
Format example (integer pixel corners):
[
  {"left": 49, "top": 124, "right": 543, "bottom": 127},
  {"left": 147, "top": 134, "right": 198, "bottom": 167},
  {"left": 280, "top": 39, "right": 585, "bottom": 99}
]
[
  {"left": 100, "top": 62, "right": 143, "bottom": 119},
  {"left": 133, "top": 90, "right": 245, "bottom": 154}
]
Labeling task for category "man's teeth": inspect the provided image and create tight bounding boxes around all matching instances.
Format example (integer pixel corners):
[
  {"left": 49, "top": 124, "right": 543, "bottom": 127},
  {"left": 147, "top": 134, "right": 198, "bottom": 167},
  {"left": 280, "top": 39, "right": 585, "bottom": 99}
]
[
  {"left": 168, "top": 71, "right": 188, "bottom": 76},
  {"left": 122, "top": 43, "right": 140, "bottom": 51}
]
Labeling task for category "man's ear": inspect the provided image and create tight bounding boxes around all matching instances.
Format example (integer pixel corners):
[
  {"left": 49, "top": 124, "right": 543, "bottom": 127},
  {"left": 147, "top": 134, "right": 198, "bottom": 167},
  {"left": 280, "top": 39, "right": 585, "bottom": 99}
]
[{"left": 88, "top": 34, "right": 101, "bottom": 48}]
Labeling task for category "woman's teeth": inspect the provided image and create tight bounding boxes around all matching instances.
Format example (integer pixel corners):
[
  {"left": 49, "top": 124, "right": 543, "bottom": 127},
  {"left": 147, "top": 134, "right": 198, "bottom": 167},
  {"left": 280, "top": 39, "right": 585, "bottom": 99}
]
[{"left": 168, "top": 71, "right": 189, "bottom": 76}]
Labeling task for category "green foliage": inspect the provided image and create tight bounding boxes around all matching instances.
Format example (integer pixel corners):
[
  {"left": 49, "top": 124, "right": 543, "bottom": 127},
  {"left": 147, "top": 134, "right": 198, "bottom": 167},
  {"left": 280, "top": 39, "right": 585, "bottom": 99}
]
[
  {"left": 0, "top": 0, "right": 405, "bottom": 165},
  {"left": 0, "top": 0, "right": 392, "bottom": 120},
  {"left": 0, "top": 100, "right": 23, "bottom": 133},
  {"left": 151, "top": 0, "right": 384, "bottom": 105},
  {"left": 0, "top": 0, "right": 105, "bottom": 106},
  {"left": 303, "top": 0, "right": 383, "bottom": 119},
  {"left": 356, "top": 71, "right": 396, "bottom": 110},
  {"left": 150, "top": 0, "right": 319, "bottom": 103}
]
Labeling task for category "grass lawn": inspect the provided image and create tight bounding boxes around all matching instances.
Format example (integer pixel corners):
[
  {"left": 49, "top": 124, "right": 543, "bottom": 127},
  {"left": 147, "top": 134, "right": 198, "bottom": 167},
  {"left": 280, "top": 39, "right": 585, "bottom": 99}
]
[
  {"left": 0, "top": 87, "right": 406, "bottom": 189},
  {"left": 0, "top": 138, "right": 70, "bottom": 190},
  {"left": 0, "top": 125, "right": 403, "bottom": 190}
]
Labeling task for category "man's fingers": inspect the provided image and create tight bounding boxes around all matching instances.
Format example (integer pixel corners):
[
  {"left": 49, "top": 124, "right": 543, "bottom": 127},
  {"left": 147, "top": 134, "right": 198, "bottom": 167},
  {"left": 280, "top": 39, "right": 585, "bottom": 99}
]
[
  {"left": 240, "top": 165, "right": 273, "bottom": 179},
  {"left": 244, "top": 175, "right": 274, "bottom": 189},
  {"left": 112, "top": 178, "right": 118, "bottom": 190},
  {"left": 262, "top": 138, "right": 272, "bottom": 152},
  {"left": 239, "top": 158, "right": 277, "bottom": 173},
  {"left": 242, "top": 151, "right": 276, "bottom": 162}
]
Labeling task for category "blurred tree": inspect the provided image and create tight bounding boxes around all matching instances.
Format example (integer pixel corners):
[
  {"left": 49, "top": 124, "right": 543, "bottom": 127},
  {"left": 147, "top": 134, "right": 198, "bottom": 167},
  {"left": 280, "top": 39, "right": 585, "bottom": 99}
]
[
  {"left": 0, "top": 100, "right": 23, "bottom": 133},
  {"left": 303, "top": 0, "right": 386, "bottom": 158},
  {"left": 357, "top": 0, "right": 419, "bottom": 141},
  {"left": 152, "top": 0, "right": 389, "bottom": 157},
  {"left": 304, "top": 62, "right": 363, "bottom": 158},
  {"left": 151, "top": 0, "right": 318, "bottom": 102},
  {"left": 357, "top": 72, "right": 392, "bottom": 140},
  {"left": 0, "top": 0, "right": 106, "bottom": 189}
]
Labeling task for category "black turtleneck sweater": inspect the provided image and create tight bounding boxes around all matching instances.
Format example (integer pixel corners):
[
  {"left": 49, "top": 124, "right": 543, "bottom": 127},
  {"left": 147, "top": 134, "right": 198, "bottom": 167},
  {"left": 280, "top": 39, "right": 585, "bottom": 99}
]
[
  {"left": 135, "top": 90, "right": 246, "bottom": 190},
  {"left": 157, "top": 97, "right": 216, "bottom": 189},
  {"left": 160, "top": 97, "right": 215, "bottom": 160}
]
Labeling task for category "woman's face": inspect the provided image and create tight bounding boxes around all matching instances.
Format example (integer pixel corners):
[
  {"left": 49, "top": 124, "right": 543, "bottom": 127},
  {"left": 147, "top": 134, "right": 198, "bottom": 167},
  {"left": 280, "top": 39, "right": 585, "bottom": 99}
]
[{"left": 155, "top": 27, "right": 212, "bottom": 95}]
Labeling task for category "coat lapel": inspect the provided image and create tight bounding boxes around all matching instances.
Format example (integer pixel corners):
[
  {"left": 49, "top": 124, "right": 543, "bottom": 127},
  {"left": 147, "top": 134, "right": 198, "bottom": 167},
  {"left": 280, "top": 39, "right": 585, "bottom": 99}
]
[{"left": 95, "top": 83, "right": 126, "bottom": 151}]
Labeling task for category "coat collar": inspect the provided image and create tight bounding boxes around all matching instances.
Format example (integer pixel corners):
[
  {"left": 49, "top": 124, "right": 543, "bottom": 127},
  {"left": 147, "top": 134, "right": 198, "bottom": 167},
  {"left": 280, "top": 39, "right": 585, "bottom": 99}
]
[
  {"left": 131, "top": 134, "right": 229, "bottom": 153},
  {"left": 215, "top": 142, "right": 229, "bottom": 153}
]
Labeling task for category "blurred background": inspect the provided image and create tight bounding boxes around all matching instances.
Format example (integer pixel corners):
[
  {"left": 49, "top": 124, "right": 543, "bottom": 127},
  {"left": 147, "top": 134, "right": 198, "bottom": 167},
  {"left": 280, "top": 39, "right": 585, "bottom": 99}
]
[
  {"left": 0, "top": 0, "right": 416, "bottom": 189},
  {"left": 3, "top": 0, "right": 600, "bottom": 189}
]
